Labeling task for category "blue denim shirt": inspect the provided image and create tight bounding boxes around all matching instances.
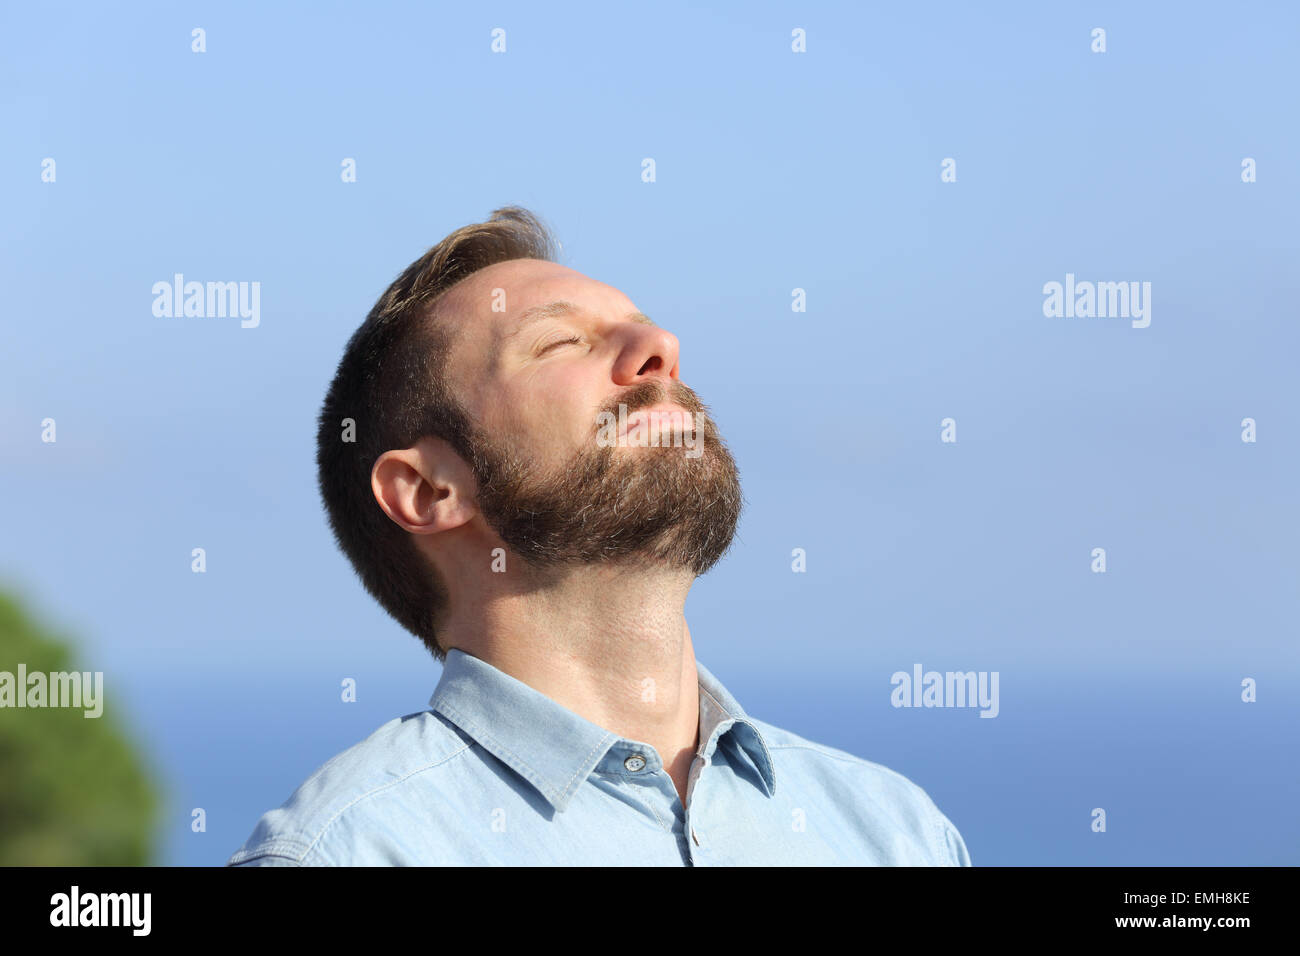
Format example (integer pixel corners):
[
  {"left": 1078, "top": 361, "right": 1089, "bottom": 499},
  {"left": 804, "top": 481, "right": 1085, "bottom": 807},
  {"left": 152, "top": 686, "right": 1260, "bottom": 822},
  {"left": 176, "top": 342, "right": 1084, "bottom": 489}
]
[{"left": 227, "top": 648, "right": 972, "bottom": 866}]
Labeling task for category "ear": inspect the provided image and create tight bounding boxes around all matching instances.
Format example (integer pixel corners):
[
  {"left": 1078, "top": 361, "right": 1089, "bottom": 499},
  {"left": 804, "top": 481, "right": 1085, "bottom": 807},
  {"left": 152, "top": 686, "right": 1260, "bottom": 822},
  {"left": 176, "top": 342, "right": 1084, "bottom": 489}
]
[{"left": 371, "top": 436, "right": 477, "bottom": 537}]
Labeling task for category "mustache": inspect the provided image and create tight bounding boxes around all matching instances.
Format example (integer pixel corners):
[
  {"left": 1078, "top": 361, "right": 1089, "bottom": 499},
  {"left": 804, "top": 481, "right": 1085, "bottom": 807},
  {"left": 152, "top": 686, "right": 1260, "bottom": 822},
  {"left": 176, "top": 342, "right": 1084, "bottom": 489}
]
[{"left": 599, "top": 379, "right": 704, "bottom": 421}]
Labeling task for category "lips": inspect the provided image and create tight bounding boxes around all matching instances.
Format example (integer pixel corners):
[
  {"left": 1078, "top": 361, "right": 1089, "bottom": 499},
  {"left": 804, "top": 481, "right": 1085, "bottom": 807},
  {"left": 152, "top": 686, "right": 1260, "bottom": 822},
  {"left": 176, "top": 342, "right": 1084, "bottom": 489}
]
[
  {"left": 625, "top": 404, "right": 692, "bottom": 432},
  {"left": 627, "top": 403, "right": 691, "bottom": 424}
]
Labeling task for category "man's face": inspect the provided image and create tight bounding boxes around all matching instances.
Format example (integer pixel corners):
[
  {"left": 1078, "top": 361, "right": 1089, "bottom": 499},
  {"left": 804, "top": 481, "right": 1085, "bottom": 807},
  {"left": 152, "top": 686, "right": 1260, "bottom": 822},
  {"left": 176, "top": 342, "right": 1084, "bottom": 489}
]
[{"left": 434, "top": 257, "right": 742, "bottom": 573}]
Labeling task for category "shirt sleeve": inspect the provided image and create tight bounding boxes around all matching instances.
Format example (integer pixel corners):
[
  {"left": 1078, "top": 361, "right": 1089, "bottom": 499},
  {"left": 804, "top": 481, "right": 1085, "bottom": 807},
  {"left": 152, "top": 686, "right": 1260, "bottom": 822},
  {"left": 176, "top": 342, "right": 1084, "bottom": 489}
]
[
  {"left": 226, "top": 853, "right": 303, "bottom": 867},
  {"left": 936, "top": 811, "right": 973, "bottom": 866}
]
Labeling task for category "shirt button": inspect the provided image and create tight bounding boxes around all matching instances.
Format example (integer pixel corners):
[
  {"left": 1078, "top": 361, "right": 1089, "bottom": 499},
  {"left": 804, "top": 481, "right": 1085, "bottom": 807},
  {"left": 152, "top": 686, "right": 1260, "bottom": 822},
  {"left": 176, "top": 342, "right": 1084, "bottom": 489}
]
[{"left": 623, "top": 754, "right": 647, "bottom": 772}]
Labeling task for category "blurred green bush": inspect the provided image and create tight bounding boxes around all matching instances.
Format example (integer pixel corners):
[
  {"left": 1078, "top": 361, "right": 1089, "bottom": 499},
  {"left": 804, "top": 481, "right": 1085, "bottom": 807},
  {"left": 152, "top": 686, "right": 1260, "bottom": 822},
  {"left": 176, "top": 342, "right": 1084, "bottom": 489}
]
[{"left": 0, "top": 590, "right": 160, "bottom": 865}]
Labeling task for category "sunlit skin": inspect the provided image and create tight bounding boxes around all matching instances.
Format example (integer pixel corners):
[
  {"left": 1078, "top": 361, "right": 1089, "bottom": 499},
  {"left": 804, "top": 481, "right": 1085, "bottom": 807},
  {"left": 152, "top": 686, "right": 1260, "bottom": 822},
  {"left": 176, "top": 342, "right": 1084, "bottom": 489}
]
[{"left": 371, "top": 258, "right": 705, "bottom": 804}]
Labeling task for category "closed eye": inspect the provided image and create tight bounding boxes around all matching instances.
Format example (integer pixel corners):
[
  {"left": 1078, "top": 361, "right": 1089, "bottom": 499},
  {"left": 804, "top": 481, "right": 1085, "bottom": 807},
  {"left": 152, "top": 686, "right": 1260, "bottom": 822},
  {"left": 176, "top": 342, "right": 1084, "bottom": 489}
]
[{"left": 538, "top": 335, "right": 583, "bottom": 354}]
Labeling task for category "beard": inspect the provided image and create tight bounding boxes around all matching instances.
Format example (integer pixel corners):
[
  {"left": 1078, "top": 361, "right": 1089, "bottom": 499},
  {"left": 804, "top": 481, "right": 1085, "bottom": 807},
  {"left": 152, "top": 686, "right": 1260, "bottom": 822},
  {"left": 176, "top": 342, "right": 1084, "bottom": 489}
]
[{"left": 464, "top": 379, "right": 743, "bottom": 575}]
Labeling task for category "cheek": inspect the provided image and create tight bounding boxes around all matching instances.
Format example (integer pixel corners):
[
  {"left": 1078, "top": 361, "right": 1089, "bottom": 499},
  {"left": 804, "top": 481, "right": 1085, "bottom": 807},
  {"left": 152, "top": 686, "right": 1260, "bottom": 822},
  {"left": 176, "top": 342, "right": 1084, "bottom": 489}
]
[{"left": 508, "top": 370, "right": 599, "bottom": 459}]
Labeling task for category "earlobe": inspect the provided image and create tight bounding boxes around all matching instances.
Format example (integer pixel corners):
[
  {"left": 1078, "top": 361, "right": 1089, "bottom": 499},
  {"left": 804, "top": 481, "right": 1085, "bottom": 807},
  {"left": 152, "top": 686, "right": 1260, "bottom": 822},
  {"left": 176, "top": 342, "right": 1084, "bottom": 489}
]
[{"left": 371, "top": 439, "right": 476, "bottom": 536}]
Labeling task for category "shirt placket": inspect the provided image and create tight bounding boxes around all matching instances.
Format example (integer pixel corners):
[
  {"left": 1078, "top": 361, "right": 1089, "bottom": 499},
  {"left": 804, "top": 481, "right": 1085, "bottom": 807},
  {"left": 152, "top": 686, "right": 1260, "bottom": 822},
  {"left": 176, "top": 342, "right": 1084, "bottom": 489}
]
[{"left": 601, "top": 741, "right": 690, "bottom": 857}]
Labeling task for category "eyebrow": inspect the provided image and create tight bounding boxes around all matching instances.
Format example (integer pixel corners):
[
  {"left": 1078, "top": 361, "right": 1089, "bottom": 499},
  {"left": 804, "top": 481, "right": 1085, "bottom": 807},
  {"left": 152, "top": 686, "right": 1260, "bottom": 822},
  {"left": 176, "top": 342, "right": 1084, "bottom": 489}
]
[{"left": 492, "top": 300, "right": 655, "bottom": 360}]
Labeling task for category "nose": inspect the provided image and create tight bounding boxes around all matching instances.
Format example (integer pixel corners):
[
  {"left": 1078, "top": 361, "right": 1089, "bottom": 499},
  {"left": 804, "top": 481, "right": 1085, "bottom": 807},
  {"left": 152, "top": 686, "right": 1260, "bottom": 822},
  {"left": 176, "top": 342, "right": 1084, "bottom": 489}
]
[{"left": 611, "top": 322, "right": 680, "bottom": 387}]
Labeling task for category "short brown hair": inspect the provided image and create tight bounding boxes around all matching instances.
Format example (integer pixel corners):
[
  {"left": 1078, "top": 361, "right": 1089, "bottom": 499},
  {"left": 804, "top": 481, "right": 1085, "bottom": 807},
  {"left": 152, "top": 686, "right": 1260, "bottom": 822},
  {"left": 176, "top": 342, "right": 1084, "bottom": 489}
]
[{"left": 315, "top": 206, "right": 559, "bottom": 662}]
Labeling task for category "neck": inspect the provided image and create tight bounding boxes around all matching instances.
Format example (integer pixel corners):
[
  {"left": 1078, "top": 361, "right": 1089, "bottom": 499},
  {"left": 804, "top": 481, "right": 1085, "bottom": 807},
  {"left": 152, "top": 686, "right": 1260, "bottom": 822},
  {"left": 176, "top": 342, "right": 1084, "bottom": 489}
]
[{"left": 439, "top": 561, "right": 700, "bottom": 803}]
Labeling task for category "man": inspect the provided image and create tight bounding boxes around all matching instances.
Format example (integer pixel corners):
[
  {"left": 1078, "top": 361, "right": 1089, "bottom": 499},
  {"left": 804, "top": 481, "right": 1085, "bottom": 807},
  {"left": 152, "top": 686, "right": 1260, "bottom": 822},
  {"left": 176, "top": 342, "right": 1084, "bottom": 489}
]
[{"left": 227, "top": 207, "right": 972, "bottom": 866}]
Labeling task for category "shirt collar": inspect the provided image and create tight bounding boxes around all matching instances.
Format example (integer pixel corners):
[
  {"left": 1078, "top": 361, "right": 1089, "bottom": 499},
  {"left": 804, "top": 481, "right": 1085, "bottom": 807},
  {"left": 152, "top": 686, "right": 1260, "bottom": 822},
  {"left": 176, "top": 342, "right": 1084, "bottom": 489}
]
[{"left": 428, "top": 648, "right": 776, "bottom": 812}]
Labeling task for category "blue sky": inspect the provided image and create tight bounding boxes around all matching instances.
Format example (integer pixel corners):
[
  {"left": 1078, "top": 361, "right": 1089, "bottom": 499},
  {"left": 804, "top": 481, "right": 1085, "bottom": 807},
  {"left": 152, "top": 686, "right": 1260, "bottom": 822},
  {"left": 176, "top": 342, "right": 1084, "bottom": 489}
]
[{"left": 2, "top": 1, "right": 1297, "bottom": 865}]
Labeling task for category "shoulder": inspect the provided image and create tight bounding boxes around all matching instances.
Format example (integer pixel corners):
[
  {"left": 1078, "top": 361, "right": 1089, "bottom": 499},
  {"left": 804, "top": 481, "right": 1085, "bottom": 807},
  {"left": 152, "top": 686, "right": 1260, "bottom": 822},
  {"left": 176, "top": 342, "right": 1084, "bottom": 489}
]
[
  {"left": 746, "top": 716, "right": 972, "bottom": 866},
  {"left": 226, "top": 709, "right": 473, "bottom": 867}
]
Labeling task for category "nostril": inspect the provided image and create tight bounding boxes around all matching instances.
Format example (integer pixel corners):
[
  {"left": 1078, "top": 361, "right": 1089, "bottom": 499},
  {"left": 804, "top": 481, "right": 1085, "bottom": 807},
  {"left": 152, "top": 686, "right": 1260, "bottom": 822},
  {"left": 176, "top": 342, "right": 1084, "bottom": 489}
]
[{"left": 637, "top": 356, "right": 663, "bottom": 376}]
